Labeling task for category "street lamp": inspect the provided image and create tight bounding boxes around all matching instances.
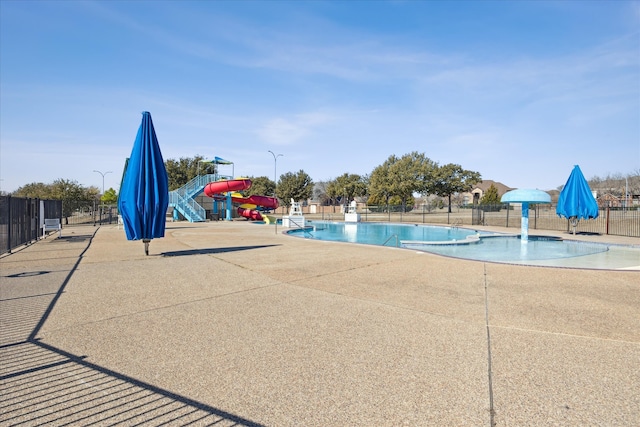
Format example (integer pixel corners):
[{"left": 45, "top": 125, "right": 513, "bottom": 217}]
[
  {"left": 268, "top": 150, "right": 283, "bottom": 194},
  {"left": 93, "top": 170, "right": 112, "bottom": 226},
  {"left": 93, "top": 170, "right": 112, "bottom": 196}
]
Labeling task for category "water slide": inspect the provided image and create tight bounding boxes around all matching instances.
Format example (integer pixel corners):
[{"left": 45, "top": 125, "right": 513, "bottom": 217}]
[{"left": 203, "top": 179, "right": 278, "bottom": 221}]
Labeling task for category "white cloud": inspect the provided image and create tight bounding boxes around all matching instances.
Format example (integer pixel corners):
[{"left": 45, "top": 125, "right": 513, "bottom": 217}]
[{"left": 256, "top": 113, "right": 334, "bottom": 146}]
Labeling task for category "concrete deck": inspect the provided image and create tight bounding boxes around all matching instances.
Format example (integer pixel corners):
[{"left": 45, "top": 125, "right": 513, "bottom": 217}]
[{"left": 1, "top": 221, "right": 638, "bottom": 426}]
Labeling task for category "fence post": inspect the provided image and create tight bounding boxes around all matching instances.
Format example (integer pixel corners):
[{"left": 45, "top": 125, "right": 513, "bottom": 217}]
[
  {"left": 506, "top": 205, "right": 509, "bottom": 228},
  {"left": 7, "top": 196, "right": 12, "bottom": 254},
  {"left": 606, "top": 207, "right": 610, "bottom": 235}
]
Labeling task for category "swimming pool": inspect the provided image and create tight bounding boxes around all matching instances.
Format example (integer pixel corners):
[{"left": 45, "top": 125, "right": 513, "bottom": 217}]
[{"left": 286, "top": 221, "right": 640, "bottom": 270}]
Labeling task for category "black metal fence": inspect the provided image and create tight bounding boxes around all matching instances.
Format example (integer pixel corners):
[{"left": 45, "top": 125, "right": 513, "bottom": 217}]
[
  {"left": 3, "top": 198, "right": 638, "bottom": 254},
  {"left": 0, "top": 197, "right": 121, "bottom": 254},
  {"left": 293, "top": 203, "right": 640, "bottom": 238},
  {"left": 476, "top": 204, "right": 640, "bottom": 237},
  {"left": 0, "top": 196, "right": 63, "bottom": 254},
  {"left": 62, "top": 204, "right": 119, "bottom": 227}
]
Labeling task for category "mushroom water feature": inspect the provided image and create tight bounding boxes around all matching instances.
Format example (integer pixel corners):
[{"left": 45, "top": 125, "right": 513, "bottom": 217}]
[{"left": 500, "top": 189, "right": 551, "bottom": 242}]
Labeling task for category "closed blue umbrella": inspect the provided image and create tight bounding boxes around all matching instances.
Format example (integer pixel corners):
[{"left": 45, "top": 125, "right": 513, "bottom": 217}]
[
  {"left": 118, "top": 111, "right": 169, "bottom": 255},
  {"left": 556, "top": 165, "right": 598, "bottom": 234}
]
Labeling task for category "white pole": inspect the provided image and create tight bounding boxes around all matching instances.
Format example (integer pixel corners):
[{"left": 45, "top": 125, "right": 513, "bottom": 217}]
[
  {"left": 268, "top": 150, "right": 283, "bottom": 194},
  {"left": 93, "top": 170, "right": 113, "bottom": 196},
  {"left": 625, "top": 176, "right": 628, "bottom": 210}
]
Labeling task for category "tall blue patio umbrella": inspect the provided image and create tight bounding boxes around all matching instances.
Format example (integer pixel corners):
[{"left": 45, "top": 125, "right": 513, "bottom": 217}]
[
  {"left": 118, "top": 111, "right": 169, "bottom": 255},
  {"left": 556, "top": 165, "right": 599, "bottom": 235}
]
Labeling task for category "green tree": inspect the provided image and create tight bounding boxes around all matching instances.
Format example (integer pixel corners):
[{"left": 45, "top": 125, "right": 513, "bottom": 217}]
[
  {"left": 276, "top": 170, "right": 314, "bottom": 207},
  {"left": 101, "top": 187, "right": 118, "bottom": 204},
  {"left": 13, "top": 180, "right": 99, "bottom": 223},
  {"left": 368, "top": 152, "right": 436, "bottom": 211},
  {"left": 245, "top": 176, "right": 275, "bottom": 198},
  {"left": 326, "top": 173, "right": 368, "bottom": 206},
  {"left": 12, "top": 182, "right": 52, "bottom": 199},
  {"left": 368, "top": 155, "right": 396, "bottom": 208},
  {"left": 51, "top": 179, "right": 98, "bottom": 222},
  {"left": 480, "top": 183, "right": 501, "bottom": 205},
  {"left": 431, "top": 163, "right": 482, "bottom": 213},
  {"left": 165, "top": 155, "right": 217, "bottom": 191},
  {"left": 367, "top": 193, "right": 414, "bottom": 212}
]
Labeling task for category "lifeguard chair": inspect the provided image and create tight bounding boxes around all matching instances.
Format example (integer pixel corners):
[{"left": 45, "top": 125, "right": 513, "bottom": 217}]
[
  {"left": 289, "top": 198, "right": 303, "bottom": 216},
  {"left": 345, "top": 200, "right": 361, "bottom": 222},
  {"left": 283, "top": 198, "right": 306, "bottom": 227}
]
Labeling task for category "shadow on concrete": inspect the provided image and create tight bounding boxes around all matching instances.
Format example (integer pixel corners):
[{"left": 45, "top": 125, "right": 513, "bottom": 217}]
[
  {"left": 50, "top": 234, "right": 94, "bottom": 243},
  {"left": 162, "top": 245, "right": 279, "bottom": 257},
  {"left": 0, "top": 227, "right": 266, "bottom": 427},
  {"left": 5, "top": 271, "right": 50, "bottom": 278}
]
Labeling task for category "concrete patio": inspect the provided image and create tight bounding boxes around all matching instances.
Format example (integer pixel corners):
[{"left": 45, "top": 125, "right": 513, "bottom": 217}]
[{"left": 1, "top": 221, "right": 638, "bottom": 426}]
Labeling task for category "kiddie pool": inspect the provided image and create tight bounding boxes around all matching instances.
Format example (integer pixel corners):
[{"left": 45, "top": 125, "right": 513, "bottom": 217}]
[{"left": 285, "top": 221, "right": 640, "bottom": 270}]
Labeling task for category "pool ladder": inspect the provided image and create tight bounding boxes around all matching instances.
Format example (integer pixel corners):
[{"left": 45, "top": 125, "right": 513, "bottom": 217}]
[
  {"left": 289, "top": 219, "right": 314, "bottom": 237},
  {"left": 382, "top": 234, "right": 399, "bottom": 247}
]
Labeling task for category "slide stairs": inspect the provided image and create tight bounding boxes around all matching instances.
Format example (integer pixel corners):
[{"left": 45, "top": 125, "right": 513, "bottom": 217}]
[{"left": 169, "top": 174, "right": 230, "bottom": 222}]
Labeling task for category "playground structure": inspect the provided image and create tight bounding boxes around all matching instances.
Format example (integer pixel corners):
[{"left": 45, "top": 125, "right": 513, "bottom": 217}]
[
  {"left": 203, "top": 179, "right": 278, "bottom": 223},
  {"left": 167, "top": 157, "right": 277, "bottom": 223}
]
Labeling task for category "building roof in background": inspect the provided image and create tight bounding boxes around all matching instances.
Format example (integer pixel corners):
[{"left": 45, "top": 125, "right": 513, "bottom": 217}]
[{"left": 471, "top": 180, "right": 513, "bottom": 195}]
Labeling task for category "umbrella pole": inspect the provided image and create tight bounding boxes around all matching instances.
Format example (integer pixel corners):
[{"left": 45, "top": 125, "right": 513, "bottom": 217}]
[
  {"left": 570, "top": 217, "right": 578, "bottom": 235},
  {"left": 143, "top": 239, "right": 150, "bottom": 256}
]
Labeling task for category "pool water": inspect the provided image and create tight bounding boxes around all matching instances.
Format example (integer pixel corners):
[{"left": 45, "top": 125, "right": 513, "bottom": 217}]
[
  {"left": 293, "top": 221, "right": 481, "bottom": 245},
  {"left": 402, "top": 236, "right": 607, "bottom": 261},
  {"left": 286, "top": 221, "right": 640, "bottom": 270}
]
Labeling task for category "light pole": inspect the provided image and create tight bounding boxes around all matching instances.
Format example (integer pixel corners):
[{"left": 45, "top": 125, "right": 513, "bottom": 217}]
[
  {"left": 268, "top": 150, "right": 283, "bottom": 233},
  {"left": 268, "top": 150, "right": 283, "bottom": 195},
  {"left": 93, "top": 170, "right": 112, "bottom": 226},
  {"left": 93, "top": 170, "right": 113, "bottom": 196}
]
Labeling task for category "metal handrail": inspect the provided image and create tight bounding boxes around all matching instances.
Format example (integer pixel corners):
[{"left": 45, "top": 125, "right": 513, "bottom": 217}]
[
  {"left": 169, "top": 173, "right": 234, "bottom": 222},
  {"left": 288, "top": 218, "right": 314, "bottom": 237},
  {"left": 382, "top": 234, "right": 399, "bottom": 247},
  {"left": 169, "top": 191, "right": 205, "bottom": 221},
  {"left": 176, "top": 174, "right": 225, "bottom": 198}
]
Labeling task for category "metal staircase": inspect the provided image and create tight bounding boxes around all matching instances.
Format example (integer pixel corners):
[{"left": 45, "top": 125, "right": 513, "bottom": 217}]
[{"left": 169, "top": 174, "right": 230, "bottom": 222}]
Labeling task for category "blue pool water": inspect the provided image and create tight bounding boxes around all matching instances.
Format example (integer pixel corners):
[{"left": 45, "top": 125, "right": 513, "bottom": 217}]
[
  {"left": 290, "top": 221, "right": 481, "bottom": 245},
  {"left": 286, "top": 221, "right": 640, "bottom": 269}
]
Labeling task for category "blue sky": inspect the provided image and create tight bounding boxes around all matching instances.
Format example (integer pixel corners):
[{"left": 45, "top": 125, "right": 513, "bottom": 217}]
[{"left": 1, "top": 0, "right": 638, "bottom": 194}]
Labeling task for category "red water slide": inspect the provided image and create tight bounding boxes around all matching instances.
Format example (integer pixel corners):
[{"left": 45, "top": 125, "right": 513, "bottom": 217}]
[
  {"left": 203, "top": 179, "right": 278, "bottom": 220},
  {"left": 203, "top": 179, "right": 252, "bottom": 197},
  {"left": 231, "top": 194, "right": 278, "bottom": 210}
]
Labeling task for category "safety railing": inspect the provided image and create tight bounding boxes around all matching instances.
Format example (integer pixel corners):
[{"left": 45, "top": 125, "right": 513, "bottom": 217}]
[
  {"left": 382, "top": 234, "right": 399, "bottom": 247},
  {"left": 169, "top": 174, "right": 232, "bottom": 222},
  {"left": 169, "top": 192, "right": 206, "bottom": 222},
  {"left": 287, "top": 217, "right": 314, "bottom": 237}
]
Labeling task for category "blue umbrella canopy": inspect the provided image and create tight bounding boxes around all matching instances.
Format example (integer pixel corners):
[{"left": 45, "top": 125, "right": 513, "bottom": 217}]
[
  {"left": 556, "top": 165, "right": 598, "bottom": 220},
  {"left": 118, "top": 112, "right": 169, "bottom": 253}
]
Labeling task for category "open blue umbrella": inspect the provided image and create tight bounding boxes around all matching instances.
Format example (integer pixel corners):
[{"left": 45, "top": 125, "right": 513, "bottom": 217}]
[
  {"left": 118, "top": 111, "right": 169, "bottom": 255},
  {"left": 556, "top": 165, "right": 598, "bottom": 235}
]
